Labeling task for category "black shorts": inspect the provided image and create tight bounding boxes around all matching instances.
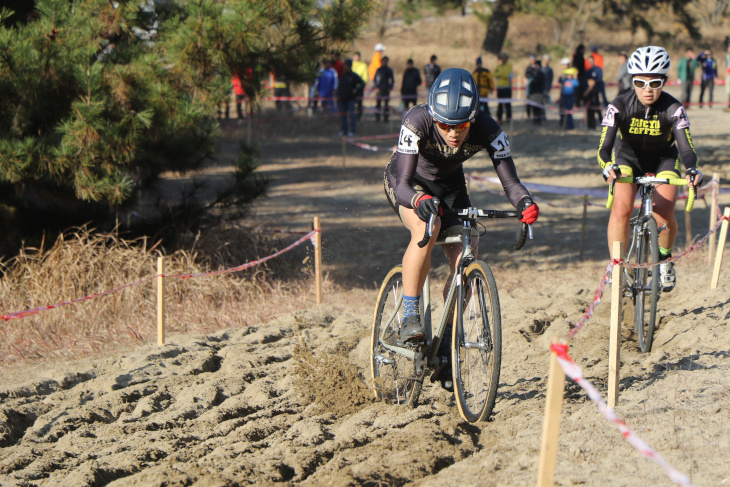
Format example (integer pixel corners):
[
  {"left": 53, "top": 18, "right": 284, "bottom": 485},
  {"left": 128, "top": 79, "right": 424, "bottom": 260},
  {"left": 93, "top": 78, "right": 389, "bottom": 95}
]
[
  {"left": 384, "top": 162, "right": 471, "bottom": 237},
  {"left": 614, "top": 147, "right": 681, "bottom": 178}
]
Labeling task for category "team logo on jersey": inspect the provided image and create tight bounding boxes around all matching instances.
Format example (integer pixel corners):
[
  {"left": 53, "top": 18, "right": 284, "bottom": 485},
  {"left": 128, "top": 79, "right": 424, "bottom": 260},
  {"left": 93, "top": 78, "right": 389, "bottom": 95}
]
[
  {"left": 673, "top": 106, "right": 690, "bottom": 130},
  {"left": 602, "top": 104, "right": 619, "bottom": 126},
  {"left": 397, "top": 126, "right": 419, "bottom": 154},
  {"left": 490, "top": 131, "right": 510, "bottom": 159},
  {"left": 628, "top": 118, "right": 661, "bottom": 136}
]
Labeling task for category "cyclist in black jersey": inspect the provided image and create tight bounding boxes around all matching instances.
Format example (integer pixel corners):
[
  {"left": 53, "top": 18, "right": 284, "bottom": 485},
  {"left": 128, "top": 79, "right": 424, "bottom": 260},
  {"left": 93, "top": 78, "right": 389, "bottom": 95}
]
[
  {"left": 383, "top": 68, "right": 539, "bottom": 378},
  {"left": 597, "top": 46, "right": 702, "bottom": 292}
]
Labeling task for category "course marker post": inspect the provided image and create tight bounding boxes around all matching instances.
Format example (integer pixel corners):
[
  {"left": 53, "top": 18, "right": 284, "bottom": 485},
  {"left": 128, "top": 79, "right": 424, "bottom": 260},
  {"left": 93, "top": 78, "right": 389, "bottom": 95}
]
[
  {"left": 537, "top": 339, "right": 567, "bottom": 487},
  {"left": 708, "top": 173, "right": 719, "bottom": 264},
  {"left": 711, "top": 207, "right": 730, "bottom": 289},
  {"left": 608, "top": 241, "right": 624, "bottom": 408},
  {"left": 157, "top": 256, "right": 165, "bottom": 346},
  {"left": 314, "top": 217, "right": 322, "bottom": 304}
]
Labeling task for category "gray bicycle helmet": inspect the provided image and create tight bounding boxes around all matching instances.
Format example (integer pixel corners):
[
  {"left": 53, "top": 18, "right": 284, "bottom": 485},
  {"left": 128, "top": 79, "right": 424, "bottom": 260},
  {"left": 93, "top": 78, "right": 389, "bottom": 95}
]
[
  {"left": 427, "top": 68, "right": 479, "bottom": 124},
  {"left": 627, "top": 46, "right": 670, "bottom": 75}
]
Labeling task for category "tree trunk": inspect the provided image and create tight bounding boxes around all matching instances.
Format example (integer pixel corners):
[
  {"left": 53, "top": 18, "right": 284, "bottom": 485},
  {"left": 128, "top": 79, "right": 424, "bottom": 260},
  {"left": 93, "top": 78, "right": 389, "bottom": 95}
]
[{"left": 482, "top": 0, "right": 516, "bottom": 55}]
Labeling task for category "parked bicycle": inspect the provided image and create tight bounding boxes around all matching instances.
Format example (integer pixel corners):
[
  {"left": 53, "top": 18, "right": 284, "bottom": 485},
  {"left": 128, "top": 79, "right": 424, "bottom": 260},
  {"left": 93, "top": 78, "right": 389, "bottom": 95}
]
[
  {"left": 370, "top": 201, "right": 529, "bottom": 422},
  {"left": 607, "top": 174, "right": 695, "bottom": 353}
]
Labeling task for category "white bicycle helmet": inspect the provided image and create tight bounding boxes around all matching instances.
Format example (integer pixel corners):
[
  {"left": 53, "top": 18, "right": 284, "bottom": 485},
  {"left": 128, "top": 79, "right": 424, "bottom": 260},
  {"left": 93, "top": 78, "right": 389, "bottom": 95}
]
[{"left": 627, "top": 46, "right": 670, "bottom": 75}]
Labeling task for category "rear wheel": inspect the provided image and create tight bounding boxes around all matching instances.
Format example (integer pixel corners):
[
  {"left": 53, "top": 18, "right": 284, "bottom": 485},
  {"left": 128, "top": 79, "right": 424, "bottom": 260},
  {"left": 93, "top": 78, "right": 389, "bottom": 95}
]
[
  {"left": 628, "top": 218, "right": 659, "bottom": 353},
  {"left": 452, "top": 261, "right": 502, "bottom": 423},
  {"left": 370, "top": 266, "right": 423, "bottom": 406}
]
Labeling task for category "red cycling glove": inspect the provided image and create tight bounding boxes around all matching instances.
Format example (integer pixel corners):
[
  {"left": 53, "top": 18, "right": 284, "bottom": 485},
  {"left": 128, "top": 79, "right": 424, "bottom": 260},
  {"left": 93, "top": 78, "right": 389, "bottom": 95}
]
[{"left": 519, "top": 198, "right": 539, "bottom": 225}]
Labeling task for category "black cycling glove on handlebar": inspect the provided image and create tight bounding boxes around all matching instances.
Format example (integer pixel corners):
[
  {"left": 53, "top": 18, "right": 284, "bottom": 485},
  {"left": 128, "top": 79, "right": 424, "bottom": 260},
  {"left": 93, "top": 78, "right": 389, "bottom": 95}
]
[{"left": 414, "top": 194, "right": 439, "bottom": 222}]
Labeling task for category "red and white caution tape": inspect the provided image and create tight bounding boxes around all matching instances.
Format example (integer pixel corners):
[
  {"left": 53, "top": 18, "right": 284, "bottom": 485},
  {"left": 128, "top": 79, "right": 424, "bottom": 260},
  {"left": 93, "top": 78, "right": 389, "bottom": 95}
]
[
  {"left": 550, "top": 342, "right": 696, "bottom": 487},
  {"left": 1, "top": 230, "right": 318, "bottom": 321}
]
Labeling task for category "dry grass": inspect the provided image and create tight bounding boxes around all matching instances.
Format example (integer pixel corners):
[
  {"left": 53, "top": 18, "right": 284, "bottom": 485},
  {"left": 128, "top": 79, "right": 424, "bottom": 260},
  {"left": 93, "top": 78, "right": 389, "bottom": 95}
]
[{"left": 0, "top": 225, "right": 325, "bottom": 368}]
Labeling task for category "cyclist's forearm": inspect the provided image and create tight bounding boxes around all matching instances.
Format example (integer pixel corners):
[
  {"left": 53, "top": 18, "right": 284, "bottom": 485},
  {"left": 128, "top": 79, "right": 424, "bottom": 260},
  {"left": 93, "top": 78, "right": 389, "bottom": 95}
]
[
  {"left": 674, "top": 127, "right": 698, "bottom": 169},
  {"left": 597, "top": 125, "right": 617, "bottom": 169},
  {"left": 494, "top": 157, "right": 530, "bottom": 207}
]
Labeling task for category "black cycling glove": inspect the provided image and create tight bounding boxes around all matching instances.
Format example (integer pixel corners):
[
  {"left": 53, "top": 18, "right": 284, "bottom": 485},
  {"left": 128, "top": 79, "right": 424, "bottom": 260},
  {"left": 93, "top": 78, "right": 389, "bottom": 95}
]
[{"left": 414, "top": 194, "right": 439, "bottom": 222}]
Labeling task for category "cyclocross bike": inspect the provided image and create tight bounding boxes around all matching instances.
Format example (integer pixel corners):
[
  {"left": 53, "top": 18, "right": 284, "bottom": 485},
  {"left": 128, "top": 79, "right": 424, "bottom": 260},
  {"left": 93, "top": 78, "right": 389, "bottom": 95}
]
[
  {"left": 370, "top": 201, "right": 529, "bottom": 423},
  {"left": 607, "top": 173, "right": 696, "bottom": 353}
]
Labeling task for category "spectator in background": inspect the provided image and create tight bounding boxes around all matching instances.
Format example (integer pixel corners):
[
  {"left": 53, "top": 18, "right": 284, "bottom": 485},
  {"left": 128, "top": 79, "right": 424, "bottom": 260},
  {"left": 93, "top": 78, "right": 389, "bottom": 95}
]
[
  {"left": 558, "top": 67, "right": 579, "bottom": 130},
  {"left": 331, "top": 52, "right": 344, "bottom": 78},
  {"left": 336, "top": 59, "right": 365, "bottom": 137},
  {"left": 616, "top": 51, "right": 632, "bottom": 95},
  {"left": 424, "top": 55, "right": 441, "bottom": 90},
  {"left": 494, "top": 52, "right": 513, "bottom": 123},
  {"left": 317, "top": 59, "right": 338, "bottom": 112},
  {"left": 725, "top": 44, "right": 730, "bottom": 110},
  {"left": 572, "top": 44, "right": 586, "bottom": 106},
  {"left": 351, "top": 51, "right": 369, "bottom": 120},
  {"left": 526, "top": 55, "right": 545, "bottom": 122},
  {"left": 676, "top": 48, "right": 698, "bottom": 109},
  {"left": 373, "top": 55, "right": 394, "bottom": 122},
  {"left": 697, "top": 49, "right": 718, "bottom": 108},
  {"left": 272, "top": 73, "right": 291, "bottom": 110},
  {"left": 541, "top": 54, "right": 554, "bottom": 104},
  {"left": 231, "top": 72, "right": 246, "bottom": 119},
  {"left": 584, "top": 55, "right": 603, "bottom": 129},
  {"left": 472, "top": 56, "right": 494, "bottom": 116},
  {"left": 401, "top": 58, "right": 422, "bottom": 111},
  {"left": 587, "top": 46, "right": 608, "bottom": 106},
  {"left": 368, "top": 43, "right": 385, "bottom": 85}
]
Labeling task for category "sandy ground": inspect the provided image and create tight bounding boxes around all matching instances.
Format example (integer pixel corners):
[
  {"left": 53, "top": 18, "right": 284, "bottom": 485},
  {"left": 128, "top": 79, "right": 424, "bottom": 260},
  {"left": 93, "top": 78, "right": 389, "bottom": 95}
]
[{"left": 1, "top": 89, "right": 730, "bottom": 486}]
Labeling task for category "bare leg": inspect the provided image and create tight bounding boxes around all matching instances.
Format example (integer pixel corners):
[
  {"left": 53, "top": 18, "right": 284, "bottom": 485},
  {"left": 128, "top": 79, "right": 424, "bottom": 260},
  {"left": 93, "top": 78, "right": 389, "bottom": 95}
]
[
  {"left": 653, "top": 184, "right": 679, "bottom": 251},
  {"left": 607, "top": 183, "right": 638, "bottom": 253},
  {"left": 401, "top": 208, "right": 440, "bottom": 297}
]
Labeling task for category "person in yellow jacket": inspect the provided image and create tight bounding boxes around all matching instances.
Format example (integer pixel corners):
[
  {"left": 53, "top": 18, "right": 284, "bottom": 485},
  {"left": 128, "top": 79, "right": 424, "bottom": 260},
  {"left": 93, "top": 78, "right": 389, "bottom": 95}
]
[
  {"left": 352, "top": 51, "right": 369, "bottom": 120},
  {"left": 494, "top": 53, "right": 513, "bottom": 122},
  {"left": 472, "top": 56, "right": 495, "bottom": 116}
]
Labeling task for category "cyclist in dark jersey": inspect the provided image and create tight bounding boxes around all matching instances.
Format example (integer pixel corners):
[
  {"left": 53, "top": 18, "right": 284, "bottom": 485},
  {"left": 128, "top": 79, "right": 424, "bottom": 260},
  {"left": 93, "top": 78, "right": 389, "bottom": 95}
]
[
  {"left": 383, "top": 68, "right": 539, "bottom": 371},
  {"left": 598, "top": 46, "right": 702, "bottom": 292}
]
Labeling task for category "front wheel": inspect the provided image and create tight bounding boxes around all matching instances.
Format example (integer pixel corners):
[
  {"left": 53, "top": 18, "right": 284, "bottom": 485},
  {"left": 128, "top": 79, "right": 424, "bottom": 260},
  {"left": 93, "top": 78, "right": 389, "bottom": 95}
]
[
  {"left": 628, "top": 217, "right": 659, "bottom": 353},
  {"left": 452, "top": 261, "right": 502, "bottom": 423},
  {"left": 370, "top": 266, "right": 423, "bottom": 406}
]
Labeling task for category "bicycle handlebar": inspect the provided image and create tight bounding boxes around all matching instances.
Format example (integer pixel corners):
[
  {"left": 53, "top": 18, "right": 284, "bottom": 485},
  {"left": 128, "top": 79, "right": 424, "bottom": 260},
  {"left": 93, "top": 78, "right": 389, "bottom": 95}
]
[
  {"left": 416, "top": 200, "right": 530, "bottom": 250},
  {"left": 606, "top": 176, "right": 696, "bottom": 212}
]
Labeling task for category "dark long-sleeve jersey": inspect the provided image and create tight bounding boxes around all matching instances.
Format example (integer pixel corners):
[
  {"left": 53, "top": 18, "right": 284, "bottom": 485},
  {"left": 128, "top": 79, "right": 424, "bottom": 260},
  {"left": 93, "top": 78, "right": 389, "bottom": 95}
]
[
  {"left": 597, "top": 90, "right": 697, "bottom": 170},
  {"left": 386, "top": 104, "right": 529, "bottom": 209}
]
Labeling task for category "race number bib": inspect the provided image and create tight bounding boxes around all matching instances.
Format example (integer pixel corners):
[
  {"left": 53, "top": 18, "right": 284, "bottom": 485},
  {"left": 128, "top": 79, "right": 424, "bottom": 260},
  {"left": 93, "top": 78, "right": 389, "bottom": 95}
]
[
  {"left": 490, "top": 131, "right": 511, "bottom": 159},
  {"left": 673, "top": 106, "right": 690, "bottom": 130},
  {"left": 397, "top": 126, "right": 419, "bottom": 154},
  {"left": 602, "top": 104, "right": 619, "bottom": 127}
]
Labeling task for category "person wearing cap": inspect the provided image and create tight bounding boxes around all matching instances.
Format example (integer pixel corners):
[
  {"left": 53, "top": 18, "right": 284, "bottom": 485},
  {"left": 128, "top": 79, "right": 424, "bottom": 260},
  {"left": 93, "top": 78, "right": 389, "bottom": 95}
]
[
  {"left": 382, "top": 68, "right": 538, "bottom": 390},
  {"left": 472, "top": 56, "right": 494, "bottom": 116},
  {"left": 558, "top": 67, "right": 579, "bottom": 129},
  {"left": 401, "top": 58, "right": 422, "bottom": 110},
  {"left": 368, "top": 43, "right": 385, "bottom": 84},
  {"left": 424, "top": 55, "right": 441, "bottom": 90},
  {"left": 494, "top": 53, "right": 513, "bottom": 122},
  {"left": 336, "top": 59, "right": 365, "bottom": 136}
]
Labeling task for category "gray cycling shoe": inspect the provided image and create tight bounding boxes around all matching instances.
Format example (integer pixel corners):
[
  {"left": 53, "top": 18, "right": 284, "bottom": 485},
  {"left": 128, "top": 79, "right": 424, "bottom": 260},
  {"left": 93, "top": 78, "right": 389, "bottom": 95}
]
[
  {"left": 400, "top": 315, "right": 425, "bottom": 342},
  {"left": 660, "top": 261, "right": 676, "bottom": 292}
]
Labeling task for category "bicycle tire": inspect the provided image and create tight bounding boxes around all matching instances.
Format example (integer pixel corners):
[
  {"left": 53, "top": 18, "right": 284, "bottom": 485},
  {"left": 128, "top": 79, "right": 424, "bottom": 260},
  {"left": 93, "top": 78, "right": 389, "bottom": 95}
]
[
  {"left": 370, "top": 266, "right": 423, "bottom": 407},
  {"left": 452, "top": 261, "right": 502, "bottom": 423},
  {"left": 629, "top": 217, "right": 659, "bottom": 353}
]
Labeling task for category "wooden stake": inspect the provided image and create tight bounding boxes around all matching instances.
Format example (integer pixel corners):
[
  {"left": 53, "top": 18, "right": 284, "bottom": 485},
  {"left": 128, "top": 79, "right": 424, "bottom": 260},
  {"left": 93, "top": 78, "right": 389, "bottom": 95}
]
[
  {"left": 711, "top": 207, "right": 730, "bottom": 289},
  {"left": 314, "top": 217, "right": 322, "bottom": 304},
  {"left": 579, "top": 195, "right": 588, "bottom": 260},
  {"left": 708, "top": 173, "right": 719, "bottom": 264},
  {"left": 684, "top": 205, "right": 692, "bottom": 249},
  {"left": 608, "top": 241, "right": 624, "bottom": 408},
  {"left": 537, "top": 339, "right": 567, "bottom": 487},
  {"left": 156, "top": 257, "right": 165, "bottom": 346}
]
